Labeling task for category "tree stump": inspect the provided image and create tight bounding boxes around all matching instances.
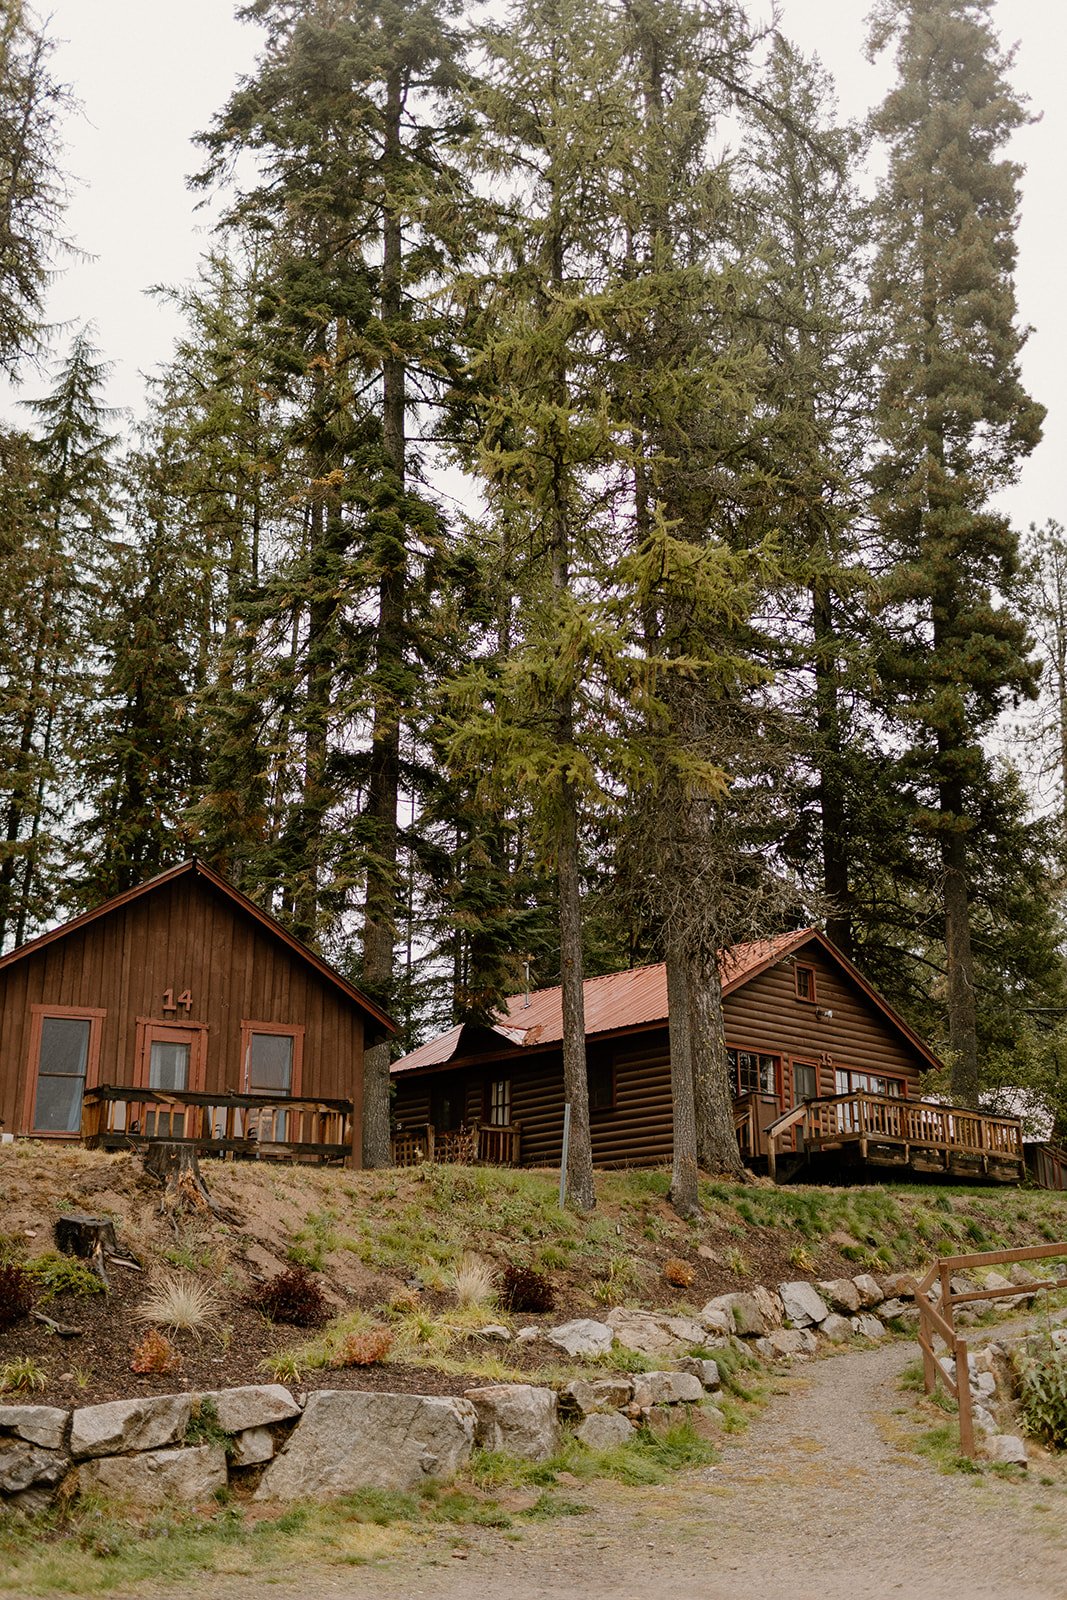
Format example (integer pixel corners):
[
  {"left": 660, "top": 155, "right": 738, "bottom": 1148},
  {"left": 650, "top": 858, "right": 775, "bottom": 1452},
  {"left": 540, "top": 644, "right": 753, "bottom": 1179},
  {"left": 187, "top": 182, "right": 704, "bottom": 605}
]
[
  {"left": 142, "top": 1143, "right": 224, "bottom": 1218},
  {"left": 54, "top": 1213, "right": 118, "bottom": 1259}
]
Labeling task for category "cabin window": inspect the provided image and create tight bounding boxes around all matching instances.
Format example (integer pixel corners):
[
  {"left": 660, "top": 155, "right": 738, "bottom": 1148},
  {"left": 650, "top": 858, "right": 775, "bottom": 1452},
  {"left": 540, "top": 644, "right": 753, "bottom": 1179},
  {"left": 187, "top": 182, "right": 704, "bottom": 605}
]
[
  {"left": 728, "top": 1047, "right": 778, "bottom": 1098},
  {"left": 33, "top": 1017, "right": 91, "bottom": 1133},
  {"left": 488, "top": 1078, "right": 512, "bottom": 1126},
  {"left": 587, "top": 1058, "right": 615, "bottom": 1113},
  {"left": 794, "top": 964, "right": 816, "bottom": 1003},
  {"left": 792, "top": 1061, "right": 819, "bottom": 1103},
  {"left": 835, "top": 1068, "right": 903, "bottom": 1098},
  {"left": 240, "top": 1022, "right": 304, "bottom": 1142}
]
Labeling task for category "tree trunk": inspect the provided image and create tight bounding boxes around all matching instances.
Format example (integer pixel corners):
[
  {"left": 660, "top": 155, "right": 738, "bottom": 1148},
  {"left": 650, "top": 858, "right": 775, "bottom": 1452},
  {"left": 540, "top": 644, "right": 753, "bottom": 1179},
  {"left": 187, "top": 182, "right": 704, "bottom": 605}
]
[
  {"left": 558, "top": 777, "right": 595, "bottom": 1211},
  {"left": 812, "top": 574, "right": 852, "bottom": 957},
  {"left": 361, "top": 66, "right": 407, "bottom": 1167},
  {"left": 666, "top": 943, "right": 700, "bottom": 1217},
  {"left": 689, "top": 947, "right": 746, "bottom": 1178},
  {"left": 941, "top": 783, "right": 979, "bottom": 1105}
]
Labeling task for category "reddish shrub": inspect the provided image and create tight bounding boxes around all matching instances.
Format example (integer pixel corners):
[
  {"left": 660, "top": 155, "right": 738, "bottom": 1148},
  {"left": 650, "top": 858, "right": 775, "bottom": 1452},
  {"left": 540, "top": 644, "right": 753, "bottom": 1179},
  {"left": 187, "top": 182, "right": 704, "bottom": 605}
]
[
  {"left": 257, "top": 1264, "right": 328, "bottom": 1328},
  {"left": 130, "top": 1328, "right": 182, "bottom": 1374},
  {"left": 497, "top": 1262, "right": 555, "bottom": 1315},
  {"left": 0, "top": 1263, "right": 34, "bottom": 1330},
  {"left": 330, "top": 1328, "right": 393, "bottom": 1368}
]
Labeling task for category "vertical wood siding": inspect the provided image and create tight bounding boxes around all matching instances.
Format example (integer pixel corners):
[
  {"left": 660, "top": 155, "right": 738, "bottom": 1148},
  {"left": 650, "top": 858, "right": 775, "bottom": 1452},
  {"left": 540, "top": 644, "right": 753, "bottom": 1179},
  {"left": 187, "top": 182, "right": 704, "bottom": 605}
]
[{"left": 0, "top": 876, "right": 365, "bottom": 1135}]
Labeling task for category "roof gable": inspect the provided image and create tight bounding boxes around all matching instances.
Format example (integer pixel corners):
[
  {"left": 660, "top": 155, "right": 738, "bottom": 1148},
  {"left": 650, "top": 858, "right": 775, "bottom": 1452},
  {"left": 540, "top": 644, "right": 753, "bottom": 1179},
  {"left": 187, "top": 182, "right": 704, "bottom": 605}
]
[
  {"left": 0, "top": 859, "right": 396, "bottom": 1038},
  {"left": 391, "top": 928, "right": 942, "bottom": 1075}
]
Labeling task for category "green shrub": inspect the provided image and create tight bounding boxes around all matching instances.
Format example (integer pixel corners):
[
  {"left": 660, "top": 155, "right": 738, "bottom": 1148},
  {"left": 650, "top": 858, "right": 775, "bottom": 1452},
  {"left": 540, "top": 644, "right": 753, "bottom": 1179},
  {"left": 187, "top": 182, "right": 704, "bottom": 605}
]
[
  {"left": 23, "top": 1252, "right": 104, "bottom": 1300},
  {"left": 1015, "top": 1341, "right": 1067, "bottom": 1449}
]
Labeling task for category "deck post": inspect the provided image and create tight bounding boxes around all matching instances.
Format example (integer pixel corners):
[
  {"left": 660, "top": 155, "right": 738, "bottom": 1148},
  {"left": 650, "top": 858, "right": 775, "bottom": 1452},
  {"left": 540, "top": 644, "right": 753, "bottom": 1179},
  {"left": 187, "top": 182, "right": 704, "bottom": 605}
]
[{"left": 955, "top": 1334, "right": 975, "bottom": 1457}]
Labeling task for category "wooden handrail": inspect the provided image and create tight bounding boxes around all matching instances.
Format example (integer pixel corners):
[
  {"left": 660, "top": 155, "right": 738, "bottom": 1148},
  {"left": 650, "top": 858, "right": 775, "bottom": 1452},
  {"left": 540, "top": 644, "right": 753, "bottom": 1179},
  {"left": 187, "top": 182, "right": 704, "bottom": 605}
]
[
  {"left": 764, "top": 1103, "right": 809, "bottom": 1183},
  {"left": 81, "top": 1086, "right": 354, "bottom": 1164},
  {"left": 916, "top": 1239, "right": 1067, "bottom": 1458}
]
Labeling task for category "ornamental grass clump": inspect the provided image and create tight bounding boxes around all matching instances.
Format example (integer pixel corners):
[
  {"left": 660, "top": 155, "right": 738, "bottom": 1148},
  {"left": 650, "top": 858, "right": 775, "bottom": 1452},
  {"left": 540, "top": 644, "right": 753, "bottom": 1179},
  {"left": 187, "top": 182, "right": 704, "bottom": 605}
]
[
  {"left": 0, "top": 1262, "right": 34, "bottom": 1330},
  {"left": 258, "top": 1263, "right": 328, "bottom": 1328},
  {"left": 137, "top": 1271, "right": 220, "bottom": 1335},
  {"left": 447, "top": 1254, "right": 496, "bottom": 1309}
]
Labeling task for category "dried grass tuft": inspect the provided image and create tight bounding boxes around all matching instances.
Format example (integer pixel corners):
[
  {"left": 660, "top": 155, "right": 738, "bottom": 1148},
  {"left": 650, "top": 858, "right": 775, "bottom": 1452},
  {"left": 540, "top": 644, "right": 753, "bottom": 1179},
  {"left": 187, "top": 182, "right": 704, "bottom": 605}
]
[
  {"left": 663, "top": 1257, "right": 695, "bottom": 1288},
  {"left": 136, "top": 1271, "right": 220, "bottom": 1334},
  {"left": 447, "top": 1253, "right": 497, "bottom": 1309},
  {"left": 130, "top": 1327, "right": 182, "bottom": 1374},
  {"left": 329, "top": 1327, "right": 393, "bottom": 1368}
]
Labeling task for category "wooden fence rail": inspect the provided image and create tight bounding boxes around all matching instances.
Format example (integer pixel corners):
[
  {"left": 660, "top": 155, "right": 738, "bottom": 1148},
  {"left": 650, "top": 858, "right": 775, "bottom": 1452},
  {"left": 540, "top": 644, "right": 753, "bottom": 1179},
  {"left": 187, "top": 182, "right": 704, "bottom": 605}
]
[
  {"left": 915, "top": 1240, "right": 1067, "bottom": 1459},
  {"left": 389, "top": 1121, "right": 522, "bottom": 1168},
  {"left": 82, "top": 1086, "right": 355, "bottom": 1164}
]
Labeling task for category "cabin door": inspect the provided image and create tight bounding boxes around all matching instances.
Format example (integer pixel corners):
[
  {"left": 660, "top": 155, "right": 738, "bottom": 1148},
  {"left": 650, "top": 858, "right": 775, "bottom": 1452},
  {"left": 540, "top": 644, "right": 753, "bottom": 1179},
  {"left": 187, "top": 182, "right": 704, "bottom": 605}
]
[
  {"left": 137, "top": 1023, "right": 207, "bottom": 1138},
  {"left": 790, "top": 1061, "right": 819, "bottom": 1151}
]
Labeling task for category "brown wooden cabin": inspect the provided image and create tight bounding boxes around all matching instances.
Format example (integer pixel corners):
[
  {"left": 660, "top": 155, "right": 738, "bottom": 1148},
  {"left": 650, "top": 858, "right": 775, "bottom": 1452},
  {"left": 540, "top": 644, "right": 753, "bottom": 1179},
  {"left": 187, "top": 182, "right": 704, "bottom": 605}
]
[
  {"left": 391, "top": 930, "right": 1025, "bottom": 1184},
  {"left": 0, "top": 859, "right": 394, "bottom": 1164}
]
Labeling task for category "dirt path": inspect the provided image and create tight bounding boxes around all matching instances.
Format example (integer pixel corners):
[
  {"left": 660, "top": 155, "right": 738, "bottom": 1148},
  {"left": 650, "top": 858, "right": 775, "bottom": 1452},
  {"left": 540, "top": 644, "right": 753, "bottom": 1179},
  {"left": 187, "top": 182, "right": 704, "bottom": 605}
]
[{"left": 167, "top": 1340, "right": 1067, "bottom": 1600}]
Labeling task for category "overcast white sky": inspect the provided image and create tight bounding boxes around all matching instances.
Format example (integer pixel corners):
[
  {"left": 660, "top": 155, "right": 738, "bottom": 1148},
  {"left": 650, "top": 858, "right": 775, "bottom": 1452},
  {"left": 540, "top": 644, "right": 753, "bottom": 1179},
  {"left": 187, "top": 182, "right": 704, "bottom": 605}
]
[{"left": 18, "top": 0, "right": 1067, "bottom": 533}]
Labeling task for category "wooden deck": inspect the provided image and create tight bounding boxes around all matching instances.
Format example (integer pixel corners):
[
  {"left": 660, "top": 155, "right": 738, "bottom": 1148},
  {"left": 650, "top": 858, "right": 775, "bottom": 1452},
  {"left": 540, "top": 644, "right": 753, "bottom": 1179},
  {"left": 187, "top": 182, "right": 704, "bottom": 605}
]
[
  {"left": 390, "top": 1121, "right": 522, "bottom": 1167},
  {"left": 764, "top": 1091, "right": 1024, "bottom": 1183},
  {"left": 81, "top": 1086, "right": 356, "bottom": 1164}
]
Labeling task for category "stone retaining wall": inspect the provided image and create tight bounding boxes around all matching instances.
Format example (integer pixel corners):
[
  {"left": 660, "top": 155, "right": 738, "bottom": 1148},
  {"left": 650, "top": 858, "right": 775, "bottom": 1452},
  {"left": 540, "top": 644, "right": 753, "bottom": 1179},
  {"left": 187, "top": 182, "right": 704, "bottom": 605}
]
[{"left": 3, "top": 1265, "right": 1035, "bottom": 1512}]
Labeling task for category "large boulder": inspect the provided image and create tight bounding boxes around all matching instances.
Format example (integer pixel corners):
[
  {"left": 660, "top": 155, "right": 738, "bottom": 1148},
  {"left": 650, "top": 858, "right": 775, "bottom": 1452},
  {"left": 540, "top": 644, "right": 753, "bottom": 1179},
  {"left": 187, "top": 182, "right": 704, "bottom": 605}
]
[
  {"left": 464, "top": 1385, "right": 560, "bottom": 1461},
  {"left": 559, "top": 1378, "right": 633, "bottom": 1416},
  {"left": 545, "top": 1319, "right": 614, "bottom": 1357},
  {"left": 576, "top": 1412, "right": 632, "bottom": 1450},
  {"left": 196, "top": 1386, "right": 300, "bottom": 1433},
  {"left": 0, "top": 1440, "right": 68, "bottom": 1495},
  {"left": 818, "top": 1279, "right": 861, "bottom": 1315},
  {"left": 879, "top": 1273, "right": 917, "bottom": 1300},
  {"left": 70, "top": 1395, "right": 192, "bottom": 1459},
  {"left": 754, "top": 1328, "right": 818, "bottom": 1361},
  {"left": 639, "top": 1371, "right": 703, "bottom": 1406},
  {"left": 255, "top": 1391, "right": 478, "bottom": 1500},
  {"left": 852, "top": 1274, "right": 884, "bottom": 1309},
  {"left": 0, "top": 1405, "right": 68, "bottom": 1450},
  {"left": 819, "top": 1313, "right": 854, "bottom": 1343},
  {"left": 701, "top": 1291, "right": 778, "bottom": 1339},
  {"left": 851, "top": 1313, "right": 886, "bottom": 1341},
  {"left": 984, "top": 1434, "right": 1027, "bottom": 1468},
  {"left": 672, "top": 1357, "right": 720, "bottom": 1391},
  {"left": 77, "top": 1444, "right": 227, "bottom": 1506},
  {"left": 778, "top": 1282, "right": 830, "bottom": 1328},
  {"left": 605, "top": 1307, "right": 705, "bottom": 1357}
]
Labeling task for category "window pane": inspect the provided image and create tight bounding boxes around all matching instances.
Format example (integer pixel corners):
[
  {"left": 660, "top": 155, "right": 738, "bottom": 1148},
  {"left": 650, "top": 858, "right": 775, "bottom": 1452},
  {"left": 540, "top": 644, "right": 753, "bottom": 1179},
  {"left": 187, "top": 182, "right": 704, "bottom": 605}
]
[
  {"left": 489, "top": 1079, "right": 510, "bottom": 1125},
  {"left": 249, "top": 1033, "right": 293, "bottom": 1094},
  {"left": 34, "top": 1070, "right": 85, "bottom": 1133},
  {"left": 149, "top": 1041, "right": 190, "bottom": 1092},
  {"left": 39, "top": 1017, "right": 89, "bottom": 1078},
  {"left": 34, "top": 1018, "right": 91, "bottom": 1132}
]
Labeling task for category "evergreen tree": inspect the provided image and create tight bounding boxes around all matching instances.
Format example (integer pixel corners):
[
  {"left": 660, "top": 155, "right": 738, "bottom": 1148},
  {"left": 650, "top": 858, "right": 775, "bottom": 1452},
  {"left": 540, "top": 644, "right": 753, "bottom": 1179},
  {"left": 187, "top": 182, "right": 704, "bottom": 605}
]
[{"left": 867, "top": 0, "right": 1044, "bottom": 1103}]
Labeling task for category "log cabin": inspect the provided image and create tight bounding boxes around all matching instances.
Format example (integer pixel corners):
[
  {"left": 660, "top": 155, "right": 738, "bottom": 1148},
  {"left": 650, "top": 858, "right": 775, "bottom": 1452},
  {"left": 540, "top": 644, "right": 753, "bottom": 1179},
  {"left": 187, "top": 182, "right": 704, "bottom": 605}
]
[
  {"left": 390, "top": 930, "right": 1025, "bottom": 1183},
  {"left": 0, "top": 859, "right": 394, "bottom": 1164}
]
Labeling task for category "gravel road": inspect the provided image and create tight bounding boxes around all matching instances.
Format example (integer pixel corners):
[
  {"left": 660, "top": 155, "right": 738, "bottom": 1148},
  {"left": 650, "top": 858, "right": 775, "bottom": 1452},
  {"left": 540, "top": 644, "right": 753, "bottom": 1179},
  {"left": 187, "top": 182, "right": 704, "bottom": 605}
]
[{"left": 156, "top": 1338, "right": 1067, "bottom": 1600}]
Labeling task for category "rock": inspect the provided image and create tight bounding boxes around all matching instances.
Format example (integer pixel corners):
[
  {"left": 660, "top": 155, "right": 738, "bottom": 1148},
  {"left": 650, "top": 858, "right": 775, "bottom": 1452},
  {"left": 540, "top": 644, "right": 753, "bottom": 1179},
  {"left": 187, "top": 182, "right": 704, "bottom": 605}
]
[
  {"left": 464, "top": 1385, "right": 560, "bottom": 1462},
  {"left": 984, "top": 1434, "right": 1027, "bottom": 1468},
  {"left": 973, "top": 1371, "right": 996, "bottom": 1399},
  {"left": 604, "top": 1308, "right": 686, "bottom": 1357},
  {"left": 70, "top": 1395, "right": 192, "bottom": 1458},
  {"left": 852, "top": 1274, "right": 884, "bottom": 1309},
  {"left": 231, "top": 1427, "right": 275, "bottom": 1467},
  {"left": 0, "top": 1405, "right": 68, "bottom": 1450},
  {"left": 851, "top": 1313, "right": 886, "bottom": 1340},
  {"left": 818, "top": 1279, "right": 862, "bottom": 1315},
  {"left": 515, "top": 1326, "right": 539, "bottom": 1344},
  {"left": 972, "top": 1405, "right": 998, "bottom": 1435},
  {"left": 819, "top": 1313, "right": 854, "bottom": 1343},
  {"left": 641, "top": 1371, "right": 703, "bottom": 1406},
  {"left": 879, "top": 1298, "right": 910, "bottom": 1321},
  {"left": 576, "top": 1412, "right": 632, "bottom": 1450},
  {"left": 0, "top": 1441, "right": 68, "bottom": 1495},
  {"left": 949, "top": 1273, "right": 976, "bottom": 1299},
  {"left": 778, "top": 1282, "right": 830, "bottom": 1328},
  {"left": 984, "top": 1271, "right": 1013, "bottom": 1291},
  {"left": 701, "top": 1292, "right": 777, "bottom": 1338},
  {"left": 969, "top": 1347, "right": 997, "bottom": 1375},
  {"left": 751, "top": 1286, "right": 785, "bottom": 1329},
  {"left": 829, "top": 1230, "right": 862, "bottom": 1253},
  {"left": 879, "top": 1273, "right": 916, "bottom": 1300},
  {"left": 697, "top": 1303, "right": 732, "bottom": 1337},
  {"left": 755, "top": 1328, "right": 818, "bottom": 1360},
  {"left": 78, "top": 1444, "right": 227, "bottom": 1506},
  {"left": 255, "top": 1392, "right": 478, "bottom": 1499},
  {"left": 673, "top": 1357, "right": 720, "bottom": 1390},
  {"left": 196, "top": 1385, "right": 300, "bottom": 1434},
  {"left": 559, "top": 1378, "right": 633, "bottom": 1416},
  {"left": 545, "top": 1319, "right": 614, "bottom": 1358},
  {"left": 1009, "top": 1264, "right": 1040, "bottom": 1287},
  {"left": 479, "top": 1325, "right": 512, "bottom": 1342},
  {"left": 696, "top": 1245, "right": 721, "bottom": 1264}
]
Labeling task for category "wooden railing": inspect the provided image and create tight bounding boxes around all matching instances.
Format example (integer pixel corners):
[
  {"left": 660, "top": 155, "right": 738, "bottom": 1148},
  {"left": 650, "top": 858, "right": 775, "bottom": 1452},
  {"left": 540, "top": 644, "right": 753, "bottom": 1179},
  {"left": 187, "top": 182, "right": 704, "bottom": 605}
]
[
  {"left": 390, "top": 1121, "right": 522, "bottom": 1168},
  {"left": 82, "top": 1086, "right": 354, "bottom": 1164},
  {"left": 1026, "top": 1141, "right": 1067, "bottom": 1191},
  {"left": 733, "top": 1099, "right": 758, "bottom": 1160},
  {"left": 765, "top": 1092, "right": 1023, "bottom": 1179},
  {"left": 915, "top": 1241, "right": 1067, "bottom": 1458}
]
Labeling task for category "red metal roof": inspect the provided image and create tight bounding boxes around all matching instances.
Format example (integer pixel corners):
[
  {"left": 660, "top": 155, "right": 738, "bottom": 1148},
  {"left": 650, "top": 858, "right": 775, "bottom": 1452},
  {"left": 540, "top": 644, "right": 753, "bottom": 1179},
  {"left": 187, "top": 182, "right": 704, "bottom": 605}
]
[{"left": 391, "top": 930, "right": 816, "bottom": 1075}]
